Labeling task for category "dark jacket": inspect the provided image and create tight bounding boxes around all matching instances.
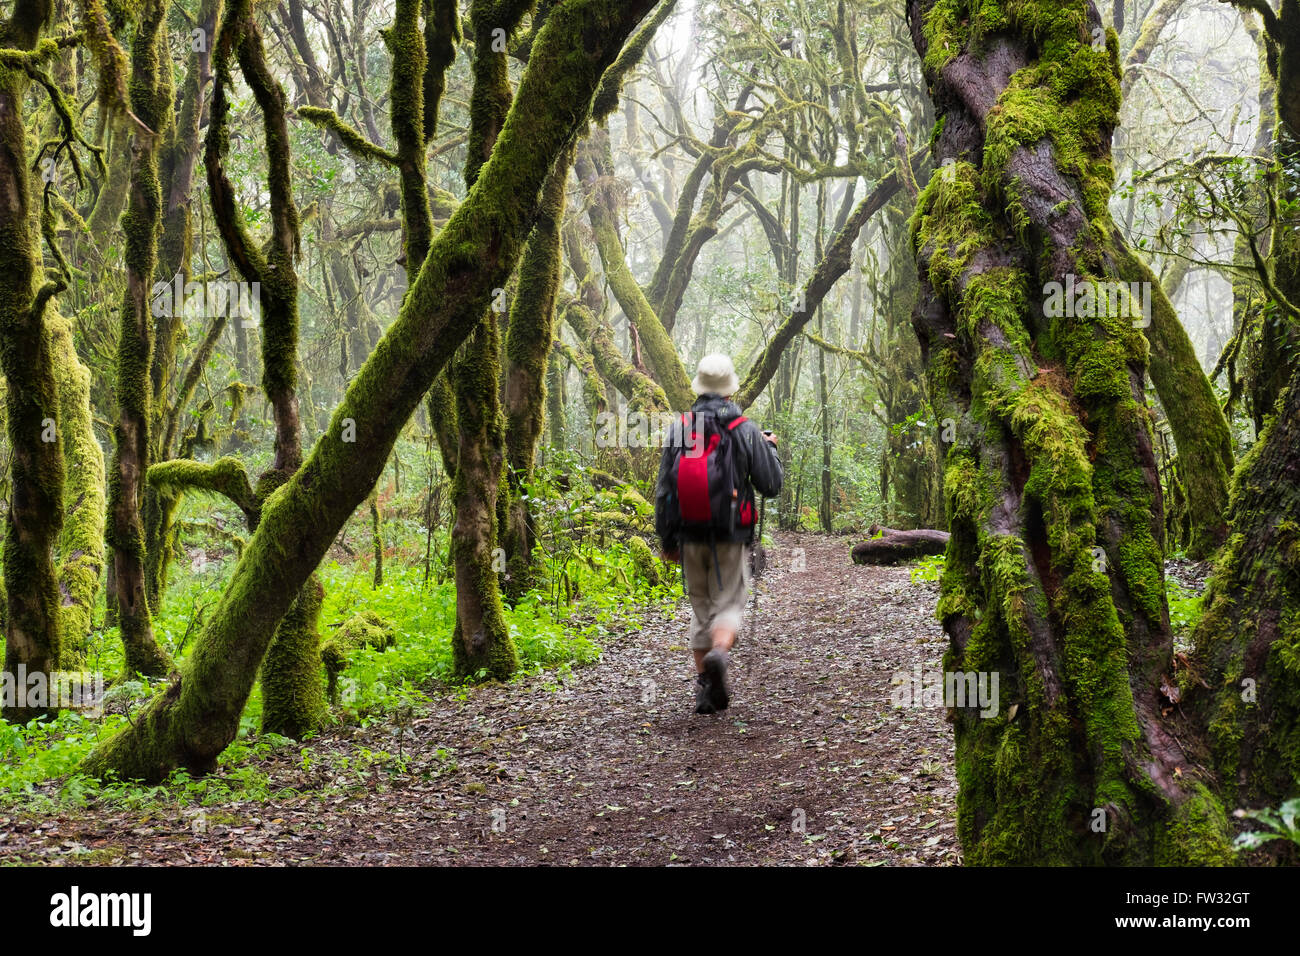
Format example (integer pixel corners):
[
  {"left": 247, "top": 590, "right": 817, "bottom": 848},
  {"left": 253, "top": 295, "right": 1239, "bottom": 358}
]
[{"left": 654, "top": 394, "right": 783, "bottom": 549}]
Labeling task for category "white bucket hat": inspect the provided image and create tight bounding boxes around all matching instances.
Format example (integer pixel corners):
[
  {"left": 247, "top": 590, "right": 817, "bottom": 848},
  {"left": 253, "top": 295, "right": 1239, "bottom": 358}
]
[{"left": 691, "top": 353, "right": 740, "bottom": 396}]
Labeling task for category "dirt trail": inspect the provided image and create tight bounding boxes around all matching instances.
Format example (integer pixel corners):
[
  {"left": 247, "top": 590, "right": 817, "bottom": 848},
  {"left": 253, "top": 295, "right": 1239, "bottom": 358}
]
[{"left": 2, "top": 533, "right": 959, "bottom": 866}]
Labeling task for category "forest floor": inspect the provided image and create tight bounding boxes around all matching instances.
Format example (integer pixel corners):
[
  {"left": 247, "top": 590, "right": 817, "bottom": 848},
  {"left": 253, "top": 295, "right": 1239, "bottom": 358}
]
[{"left": 1, "top": 533, "right": 961, "bottom": 866}]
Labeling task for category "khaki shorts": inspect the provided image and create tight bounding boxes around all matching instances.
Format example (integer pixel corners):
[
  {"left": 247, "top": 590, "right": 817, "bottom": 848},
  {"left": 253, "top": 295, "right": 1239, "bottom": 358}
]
[{"left": 682, "top": 540, "right": 751, "bottom": 651}]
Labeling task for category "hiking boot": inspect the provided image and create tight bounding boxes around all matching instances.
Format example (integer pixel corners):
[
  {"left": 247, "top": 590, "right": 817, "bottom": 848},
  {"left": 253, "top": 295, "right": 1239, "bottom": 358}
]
[
  {"left": 702, "top": 649, "right": 730, "bottom": 711},
  {"left": 694, "top": 673, "right": 716, "bottom": 714}
]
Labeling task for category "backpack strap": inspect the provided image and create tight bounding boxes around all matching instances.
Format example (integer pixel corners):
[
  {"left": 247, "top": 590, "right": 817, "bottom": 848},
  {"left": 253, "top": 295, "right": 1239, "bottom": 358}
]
[{"left": 726, "top": 416, "right": 748, "bottom": 431}]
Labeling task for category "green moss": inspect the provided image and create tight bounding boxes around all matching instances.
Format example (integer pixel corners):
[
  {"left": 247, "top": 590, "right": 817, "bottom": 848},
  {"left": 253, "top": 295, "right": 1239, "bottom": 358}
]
[
  {"left": 628, "top": 535, "right": 661, "bottom": 585},
  {"left": 50, "top": 313, "right": 105, "bottom": 666},
  {"left": 1156, "top": 782, "right": 1235, "bottom": 866},
  {"left": 260, "top": 574, "right": 328, "bottom": 737},
  {"left": 297, "top": 106, "right": 399, "bottom": 164},
  {"left": 321, "top": 610, "right": 396, "bottom": 704}
]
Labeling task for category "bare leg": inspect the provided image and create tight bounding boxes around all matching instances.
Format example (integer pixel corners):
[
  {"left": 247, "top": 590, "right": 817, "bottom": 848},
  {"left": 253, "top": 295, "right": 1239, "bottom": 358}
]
[{"left": 711, "top": 626, "right": 736, "bottom": 653}]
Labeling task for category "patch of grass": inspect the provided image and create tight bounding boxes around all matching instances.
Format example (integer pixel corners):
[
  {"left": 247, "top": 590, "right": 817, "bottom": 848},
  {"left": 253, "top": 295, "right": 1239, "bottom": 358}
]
[{"left": 1166, "top": 579, "right": 1204, "bottom": 638}]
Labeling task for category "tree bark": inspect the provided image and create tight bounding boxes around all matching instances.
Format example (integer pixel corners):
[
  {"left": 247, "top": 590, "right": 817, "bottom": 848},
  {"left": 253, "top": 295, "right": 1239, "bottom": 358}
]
[
  {"left": 107, "top": 0, "right": 175, "bottom": 679},
  {"left": 1188, "top": 0, "right": 1300, "bottom": 808},
  {"left": 0, "top": 0, "right": 64, "bottom": 720},
  {"left": 502, "top": 145, "right": 573, "bottom": 598}
]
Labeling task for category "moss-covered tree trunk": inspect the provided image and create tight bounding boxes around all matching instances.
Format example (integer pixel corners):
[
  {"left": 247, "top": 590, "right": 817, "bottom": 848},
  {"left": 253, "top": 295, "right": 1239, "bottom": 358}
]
[
  {"left": 443, "top": 0, "right": 534, "bottom": 678},
  {"left": 1190, "top": 373, "right": 1300, "bottom": 805},
  {"left": 80, "top": 0, "right": 660, "bottom": 782},
  {"left": 450, "top": 316, "right": 517, "bottom": 679},
  {"left": 1112, "top": 241, "right": 1233, "bottom": 559},
  {"left": 106, "top": 0, "right": 174, "bottom": 679},
  {"left": 1185, "top": 4, "right": 1300, "bottom": 809},
  {"left": 502, "top": 145, "right": 573, "bottom": 599},
  {"left": 142, "top": 0, "right": 223, "bottom": 613},
  {"left": 0, "top": 0, "right": 64, "bottom": 721},
  {"left": 51, "top": 313, "right": 106, "bottom": 664},
  {"left": 908, "top": 0, "right": 1233, "bottom": 863}
]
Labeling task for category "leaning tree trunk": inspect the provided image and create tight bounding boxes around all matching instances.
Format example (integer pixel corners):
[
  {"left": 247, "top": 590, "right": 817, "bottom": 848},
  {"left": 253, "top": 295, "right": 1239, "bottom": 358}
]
[
  {"left": 1112, "top": 242, "right": 1233, "bottom": 559},
  {"left": 106, "top": 0, "right": 175, "bottom": 679},
  {"left": 907, "top": 0, "right": 1232, "bottom": 863}
]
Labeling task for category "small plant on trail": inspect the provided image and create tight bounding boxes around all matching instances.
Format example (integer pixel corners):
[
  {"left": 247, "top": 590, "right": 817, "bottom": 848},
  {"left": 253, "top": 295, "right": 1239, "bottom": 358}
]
[{"left": 909, "top": 554, "right": 945, "bottom": 584}]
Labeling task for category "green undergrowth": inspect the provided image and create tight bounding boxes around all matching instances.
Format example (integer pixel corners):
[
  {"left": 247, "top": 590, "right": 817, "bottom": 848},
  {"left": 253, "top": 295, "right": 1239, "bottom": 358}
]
[
  {"left": 910, "top": 553, "right": 946, "bottom": 584},
  {"left": 0, "top": 469, "right": 677, "bottom": 810},
  {"left": 1166, "top": 578, "right": 1205, "bottom": 643}
]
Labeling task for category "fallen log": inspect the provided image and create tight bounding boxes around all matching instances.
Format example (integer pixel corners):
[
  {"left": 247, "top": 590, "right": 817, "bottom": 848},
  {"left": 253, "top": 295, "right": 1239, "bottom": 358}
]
[{"left": 851, "top": 524, "right": 950, "bottom": 565}]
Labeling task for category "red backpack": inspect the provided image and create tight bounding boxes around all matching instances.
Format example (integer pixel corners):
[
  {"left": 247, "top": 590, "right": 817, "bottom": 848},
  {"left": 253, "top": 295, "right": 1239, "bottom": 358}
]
[{"left": 669, "top": 410, "right": 756, "bottom": 539}]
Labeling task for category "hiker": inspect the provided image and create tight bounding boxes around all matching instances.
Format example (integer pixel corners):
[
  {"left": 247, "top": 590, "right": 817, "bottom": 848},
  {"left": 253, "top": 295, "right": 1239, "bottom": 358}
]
[{"left": 654, "top": 354, "right": 783, "bottom": 714}]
